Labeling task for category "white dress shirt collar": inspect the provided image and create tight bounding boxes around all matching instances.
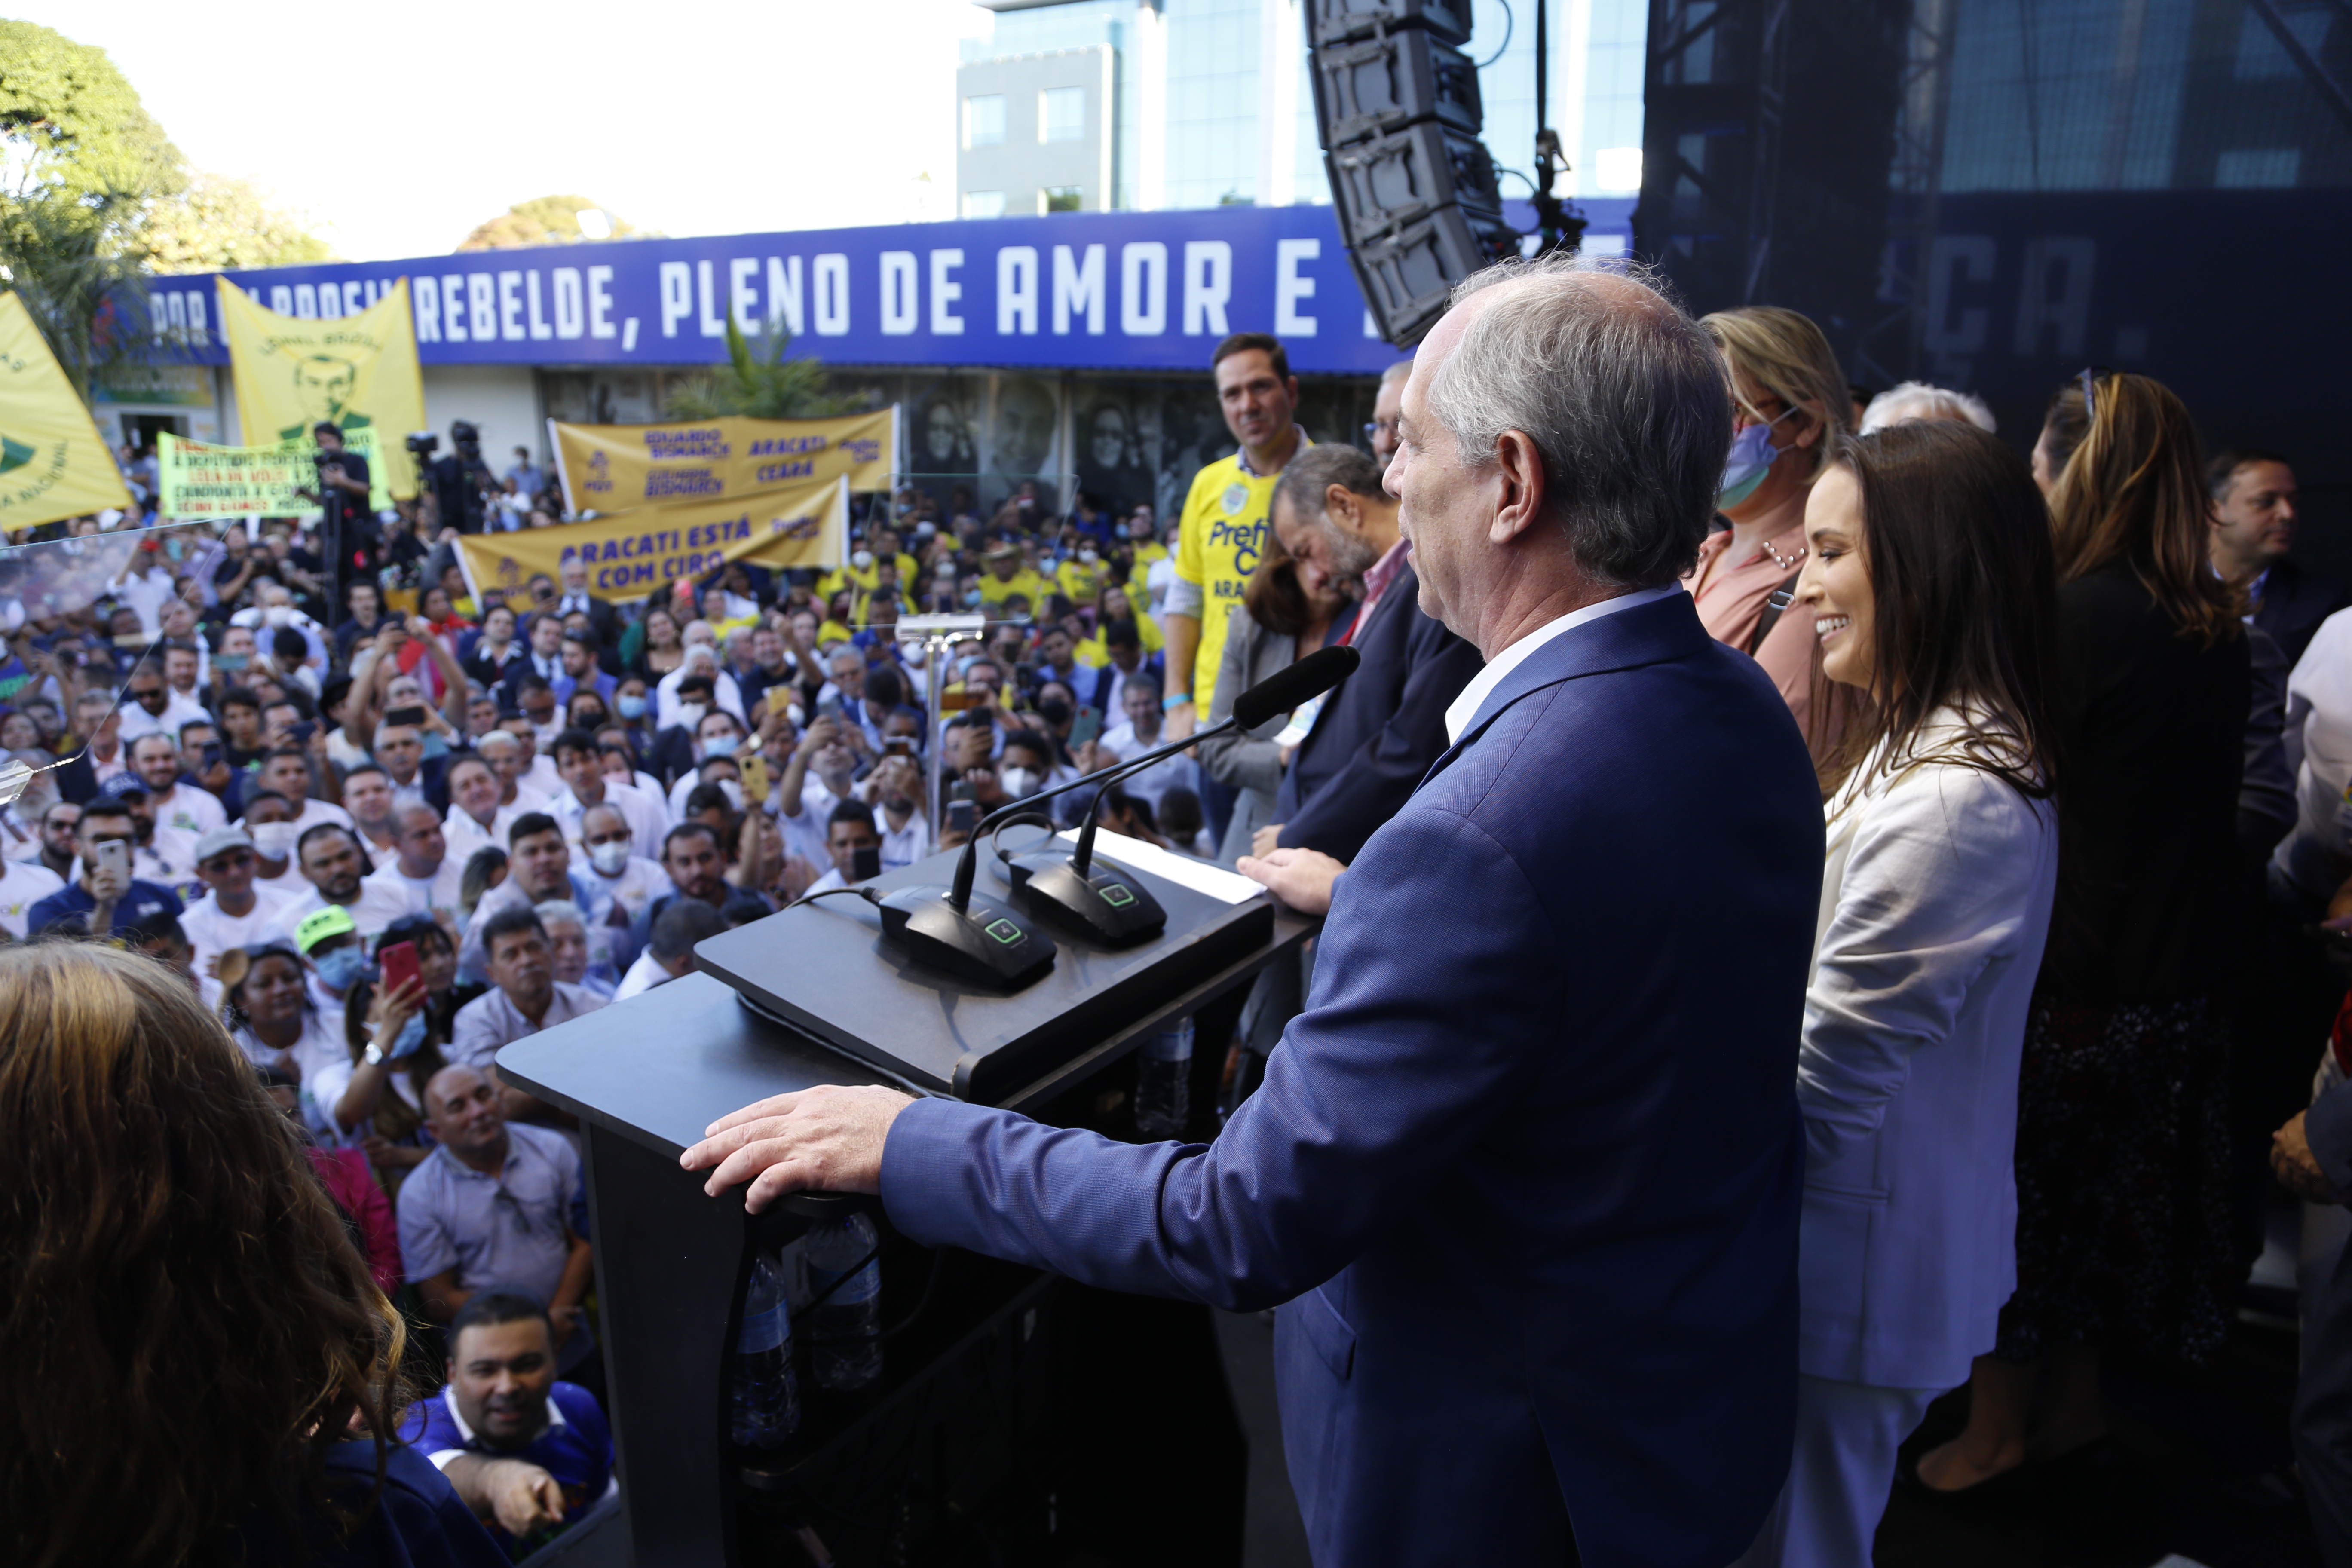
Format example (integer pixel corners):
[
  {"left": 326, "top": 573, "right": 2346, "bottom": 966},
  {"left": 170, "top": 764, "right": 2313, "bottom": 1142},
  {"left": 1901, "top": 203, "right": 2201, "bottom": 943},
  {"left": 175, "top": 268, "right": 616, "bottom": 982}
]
[{"left": 1443, "top": 584, "right": 1683, "bottom": 744}]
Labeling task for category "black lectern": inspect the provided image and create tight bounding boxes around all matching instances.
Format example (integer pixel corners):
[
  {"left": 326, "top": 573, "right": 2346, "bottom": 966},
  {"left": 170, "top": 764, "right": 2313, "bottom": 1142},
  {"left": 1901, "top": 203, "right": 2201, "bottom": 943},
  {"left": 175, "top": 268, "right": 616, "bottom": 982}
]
[{"left": 495, "top": 842, "right": 1313, "bottom": 1568}]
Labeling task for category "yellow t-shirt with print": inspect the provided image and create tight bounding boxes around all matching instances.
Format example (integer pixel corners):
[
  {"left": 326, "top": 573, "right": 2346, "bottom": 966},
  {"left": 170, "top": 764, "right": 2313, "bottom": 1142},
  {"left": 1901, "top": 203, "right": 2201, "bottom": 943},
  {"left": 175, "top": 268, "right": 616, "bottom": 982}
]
[
  {"left": 977, "top": 567, "right": 1048, "bottom": 617},
  {"left": 1176, "top": 446, "right": 1302, "bottom": 710},
  {"left": 1055, "top": 557, "right": 1106, "bottom": 607},
  {"left": 1076, "top": 607, "right": 1165, "bottom": 667}
]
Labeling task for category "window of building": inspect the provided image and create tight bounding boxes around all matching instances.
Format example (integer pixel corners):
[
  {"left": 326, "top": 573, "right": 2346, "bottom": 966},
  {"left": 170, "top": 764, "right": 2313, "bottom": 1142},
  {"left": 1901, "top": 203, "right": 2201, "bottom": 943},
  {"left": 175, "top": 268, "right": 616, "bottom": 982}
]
[
  {"left": 1041, "top": 186, "right": 1084, "bottom": 213},
  {"left": 965, "top": 95, "right": 1006, "bottom": 148},
  {"left": 963, "top": 190, "right": 1008, "bottom": 218},
  {"left": 1040, "top": 86, "right": 1086, "bottom": 143}
]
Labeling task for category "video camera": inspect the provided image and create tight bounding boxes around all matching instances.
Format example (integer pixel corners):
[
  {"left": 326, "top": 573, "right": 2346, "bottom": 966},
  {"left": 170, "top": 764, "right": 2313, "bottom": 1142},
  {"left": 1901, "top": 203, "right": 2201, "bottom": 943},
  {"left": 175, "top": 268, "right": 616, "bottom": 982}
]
[{"left": 406, "top": 432, "right": 441, "bottom": 462}]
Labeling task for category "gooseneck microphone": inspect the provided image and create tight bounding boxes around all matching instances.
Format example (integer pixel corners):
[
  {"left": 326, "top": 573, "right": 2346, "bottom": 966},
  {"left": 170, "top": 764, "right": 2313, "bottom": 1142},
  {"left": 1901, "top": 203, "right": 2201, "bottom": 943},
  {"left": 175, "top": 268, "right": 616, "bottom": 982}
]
[
  {"left": 1069, "top": 643, "right": 1360, "bottom": 879},
  {"left": 864, "top": 646, "right": 1362, "bottom": 986}
]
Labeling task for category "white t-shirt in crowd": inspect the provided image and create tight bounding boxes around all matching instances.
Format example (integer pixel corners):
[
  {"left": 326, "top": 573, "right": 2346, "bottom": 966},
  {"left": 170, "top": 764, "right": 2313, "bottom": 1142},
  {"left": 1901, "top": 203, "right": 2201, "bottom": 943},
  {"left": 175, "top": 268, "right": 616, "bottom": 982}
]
[
  {"left": 0, "top": 858, "right": 65, "bottom": 938},
  {"left": 612, "top": 947, "right": 675, "bottom": 1001},
  {"left": 553, "top": 780, "right": 670, "bottom": 861},
  {"left": 117, "top": 692, "right": 212, "bottom": 747},
  {"left": 150, "top": 782, "right": 228, "bottom": 842},
  {"left": 444, "top": 802, "right": 527, "bottom": 870},
  {"left": 350, "top": 857, "right": 464, "bottom": 937},
  {"left": 181, "top": 882, "right": 302, "bottom": 1004},
  {"left": 879, "top": 807, "right": 932, "bottom": 872},
  {"left": 1097, "top": 722, "right": 1191, "bottom": 811}
]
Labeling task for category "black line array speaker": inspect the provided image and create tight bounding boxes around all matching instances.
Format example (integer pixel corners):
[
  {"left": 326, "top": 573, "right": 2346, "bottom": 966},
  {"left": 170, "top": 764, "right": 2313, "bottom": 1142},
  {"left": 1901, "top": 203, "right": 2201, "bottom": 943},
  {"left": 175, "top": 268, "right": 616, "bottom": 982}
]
[{"left": 1309, "top": 0, "right": 1517, "bottom": 345}]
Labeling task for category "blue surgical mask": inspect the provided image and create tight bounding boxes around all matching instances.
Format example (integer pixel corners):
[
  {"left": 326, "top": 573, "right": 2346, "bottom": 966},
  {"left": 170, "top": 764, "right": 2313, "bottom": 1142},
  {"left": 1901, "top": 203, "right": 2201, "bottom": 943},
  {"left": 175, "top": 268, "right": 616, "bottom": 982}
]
[
  {"left": 701, "top": 732, "right": 741, "bottom": 759},
  {"left": 313, "top": 946, "right": 365, "bottom": 992},
  {"left": 617, "top": 693, "right": 648, "bottom": 719},
  {"left": 389, "top": 1012, "right": 429, "bottom": 1059},
  {"left": 963, "top": 588, "right": 984, "bottom": 608},
  {"left": 1716, "top": 406, "right": 1797, "bottom": 511}
]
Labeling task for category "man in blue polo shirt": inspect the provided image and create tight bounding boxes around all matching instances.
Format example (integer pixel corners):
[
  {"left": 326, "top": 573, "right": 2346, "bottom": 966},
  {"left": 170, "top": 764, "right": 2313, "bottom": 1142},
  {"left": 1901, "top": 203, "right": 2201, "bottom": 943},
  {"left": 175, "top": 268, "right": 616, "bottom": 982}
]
[
  {"left": 26, "top": 794, "right": 185, "bottom": 937},
  {"left": 399, "top": 1292, "right": 615, "bottom": 1551}
]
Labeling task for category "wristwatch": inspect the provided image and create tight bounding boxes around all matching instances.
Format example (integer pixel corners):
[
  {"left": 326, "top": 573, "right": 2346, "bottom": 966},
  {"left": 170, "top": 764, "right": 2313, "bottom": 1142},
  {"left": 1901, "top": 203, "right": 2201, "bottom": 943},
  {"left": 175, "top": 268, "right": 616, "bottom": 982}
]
[{"left": 363, "top": 1039, "right": 387, "bottom": 1066}]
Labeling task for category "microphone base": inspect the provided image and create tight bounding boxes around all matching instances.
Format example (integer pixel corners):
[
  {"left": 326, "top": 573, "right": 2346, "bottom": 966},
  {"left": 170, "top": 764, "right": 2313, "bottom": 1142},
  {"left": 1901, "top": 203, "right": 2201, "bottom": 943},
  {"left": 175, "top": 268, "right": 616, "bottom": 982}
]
[
  {"left": 1008, "top": 852, "right": 1169, "bottom": 946},
  {"left": 876, "top": 885, "right": 1057, "bottom": 989}
]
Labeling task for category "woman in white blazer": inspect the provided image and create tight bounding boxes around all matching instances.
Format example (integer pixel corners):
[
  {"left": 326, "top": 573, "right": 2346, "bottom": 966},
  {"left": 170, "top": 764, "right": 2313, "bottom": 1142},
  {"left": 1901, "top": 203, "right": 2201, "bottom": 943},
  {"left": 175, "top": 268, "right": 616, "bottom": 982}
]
[{"left": 1736, "top": 420, "right": 2063, "bottom": 1566}]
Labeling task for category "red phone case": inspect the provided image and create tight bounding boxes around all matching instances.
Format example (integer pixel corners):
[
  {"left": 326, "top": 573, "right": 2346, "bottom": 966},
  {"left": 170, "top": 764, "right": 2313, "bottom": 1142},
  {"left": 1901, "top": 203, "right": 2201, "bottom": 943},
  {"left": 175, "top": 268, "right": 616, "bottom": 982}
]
[{"left": 378, "top": 941, "right": 420, "bottom": 995}]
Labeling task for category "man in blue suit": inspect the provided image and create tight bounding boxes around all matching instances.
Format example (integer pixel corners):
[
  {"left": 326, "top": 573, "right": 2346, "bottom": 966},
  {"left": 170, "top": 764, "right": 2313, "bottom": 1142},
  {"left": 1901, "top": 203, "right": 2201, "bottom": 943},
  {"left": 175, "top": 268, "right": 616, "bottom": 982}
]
[{"left": 684, "top": 255, "right": 1825, "bottom": 1567}]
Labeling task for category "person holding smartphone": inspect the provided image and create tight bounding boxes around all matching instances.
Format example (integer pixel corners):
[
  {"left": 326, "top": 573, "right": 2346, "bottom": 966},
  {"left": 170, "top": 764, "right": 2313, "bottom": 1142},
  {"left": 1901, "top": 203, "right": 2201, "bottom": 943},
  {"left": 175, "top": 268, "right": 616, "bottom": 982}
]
[{"left": 26, "top": 795, "right": 185, "bottom": 937}]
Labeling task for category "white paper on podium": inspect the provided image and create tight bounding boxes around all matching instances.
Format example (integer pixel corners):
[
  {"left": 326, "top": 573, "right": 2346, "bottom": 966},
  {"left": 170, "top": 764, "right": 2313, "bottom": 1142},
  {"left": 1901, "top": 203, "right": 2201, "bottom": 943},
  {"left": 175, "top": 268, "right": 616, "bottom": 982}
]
[{"left": 1056, "top": 828, "right": 1262, "bottom": 905}]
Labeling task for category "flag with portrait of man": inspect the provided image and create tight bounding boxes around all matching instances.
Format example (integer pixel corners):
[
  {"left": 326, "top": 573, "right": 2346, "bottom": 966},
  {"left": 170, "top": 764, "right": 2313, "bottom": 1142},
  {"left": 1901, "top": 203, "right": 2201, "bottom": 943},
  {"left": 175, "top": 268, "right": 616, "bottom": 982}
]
[{"left": 215, "top": 276, "right": 426, "bottom": 496}]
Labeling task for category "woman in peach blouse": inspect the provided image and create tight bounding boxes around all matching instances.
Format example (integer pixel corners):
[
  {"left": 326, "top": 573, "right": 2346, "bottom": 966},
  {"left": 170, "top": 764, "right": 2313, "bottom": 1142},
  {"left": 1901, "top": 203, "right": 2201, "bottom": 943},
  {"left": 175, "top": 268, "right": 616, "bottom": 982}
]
[{"left": 1684, "top": 306, "right": 1853, "bottom": 765}]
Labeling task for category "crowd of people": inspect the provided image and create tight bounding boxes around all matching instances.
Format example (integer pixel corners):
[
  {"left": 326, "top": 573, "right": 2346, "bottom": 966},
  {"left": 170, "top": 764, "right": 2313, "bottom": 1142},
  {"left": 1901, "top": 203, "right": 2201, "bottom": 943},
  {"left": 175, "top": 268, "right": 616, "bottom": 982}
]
[{"left": 3, "top": 270, "right": 2347, "bottom": 1567}]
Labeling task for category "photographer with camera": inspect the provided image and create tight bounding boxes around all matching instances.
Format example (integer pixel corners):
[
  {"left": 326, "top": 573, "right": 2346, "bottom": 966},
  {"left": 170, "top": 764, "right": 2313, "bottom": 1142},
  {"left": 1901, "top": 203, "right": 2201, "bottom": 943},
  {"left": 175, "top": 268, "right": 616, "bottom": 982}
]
[
  {"left": 301, "top": 421, "right": 375, "bottom": 618},
  {"left": 429, "top": 421, "right": 496, "bottom": 536}
]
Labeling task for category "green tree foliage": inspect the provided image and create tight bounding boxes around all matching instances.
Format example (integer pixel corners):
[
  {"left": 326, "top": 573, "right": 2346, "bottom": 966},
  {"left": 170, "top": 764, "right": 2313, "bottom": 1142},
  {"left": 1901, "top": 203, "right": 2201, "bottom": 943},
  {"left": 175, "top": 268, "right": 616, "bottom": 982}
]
[
  {"left": 459, "top": 196, "right": 650, "bottom": 252},
  {"left": 142, "top": 172, "right": 334, "bottom": 274},
  {"left": 662, "top": 317, "right": 856, "bottom": 422},
  {"left": 0, "top": 19, "right": 182, "bottom": 397}
]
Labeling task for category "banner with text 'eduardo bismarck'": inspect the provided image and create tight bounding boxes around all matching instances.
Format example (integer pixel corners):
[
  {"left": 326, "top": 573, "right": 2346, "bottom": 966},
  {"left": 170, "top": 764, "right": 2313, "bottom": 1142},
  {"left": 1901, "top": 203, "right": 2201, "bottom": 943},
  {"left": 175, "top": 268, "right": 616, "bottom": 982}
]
[
  {"left": 155, "top": 429, "right": 392, "bottom": 520},
  {"left": 215, "top": 276, "right": 426, "bottom": 496},
  {"left": 549, "top": 408, "right": 897, "bottom": 514},
  {"left": 455, "top": 474, "right": 848, "bottom": 606}
]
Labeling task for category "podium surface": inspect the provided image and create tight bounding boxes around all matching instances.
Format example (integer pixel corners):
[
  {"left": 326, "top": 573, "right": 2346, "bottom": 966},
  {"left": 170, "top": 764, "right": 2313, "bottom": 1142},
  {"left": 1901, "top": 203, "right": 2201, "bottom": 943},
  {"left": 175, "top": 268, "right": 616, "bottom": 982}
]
[{"left": 492, "top": 867, "right": 1312, "bottom": 1568}]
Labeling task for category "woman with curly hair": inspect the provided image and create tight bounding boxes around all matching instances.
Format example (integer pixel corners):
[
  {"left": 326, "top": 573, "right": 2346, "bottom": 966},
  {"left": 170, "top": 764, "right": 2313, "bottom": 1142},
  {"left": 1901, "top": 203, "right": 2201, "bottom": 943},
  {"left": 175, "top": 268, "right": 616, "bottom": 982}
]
[{"left": 0, "top": 941, "right": 503, "bottom": 1567}]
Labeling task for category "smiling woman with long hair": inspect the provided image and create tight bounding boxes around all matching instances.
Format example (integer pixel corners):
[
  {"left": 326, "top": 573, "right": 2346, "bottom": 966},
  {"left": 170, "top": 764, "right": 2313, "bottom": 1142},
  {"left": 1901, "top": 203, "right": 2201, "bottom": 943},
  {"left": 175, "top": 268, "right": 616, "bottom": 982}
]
[
  {"left": 0, "top": 943, "right": 502, "bottom": 1568},
  {"left": 1733, "top": 421, "right": 2062, "bottom": 1565}
]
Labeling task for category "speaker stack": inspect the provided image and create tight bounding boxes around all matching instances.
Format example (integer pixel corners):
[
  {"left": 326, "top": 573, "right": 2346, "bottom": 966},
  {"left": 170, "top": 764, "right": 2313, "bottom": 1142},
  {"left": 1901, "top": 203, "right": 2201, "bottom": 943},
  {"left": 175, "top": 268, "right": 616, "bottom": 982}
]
[{"left": 1309, "top": 0, "right": 1519, "bottom": 346}]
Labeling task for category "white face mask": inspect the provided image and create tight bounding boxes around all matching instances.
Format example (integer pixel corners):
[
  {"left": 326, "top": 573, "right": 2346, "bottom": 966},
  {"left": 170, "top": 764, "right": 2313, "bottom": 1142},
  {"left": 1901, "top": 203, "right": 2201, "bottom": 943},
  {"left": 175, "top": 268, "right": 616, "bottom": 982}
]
[
  {"left": 998, "top": 766, "right": 1036, "bottom": 800},
  {"left": 851, "top": 549, "right": 876, "bottom": 570},
  {"left": 263, "top": 605, "right": 292, "bottom": 628},
  {"left": 1078, "top": 549, "right": 1098, "bottom": 564},
  {"left": 587, "top": 839, "right": 630, "bottom": 875},
  {"left": 249, "top": 821, "right": 299, "bottom": 860},
  {"left": 677, "top": 702, "right": 707, "bottom": 731}
]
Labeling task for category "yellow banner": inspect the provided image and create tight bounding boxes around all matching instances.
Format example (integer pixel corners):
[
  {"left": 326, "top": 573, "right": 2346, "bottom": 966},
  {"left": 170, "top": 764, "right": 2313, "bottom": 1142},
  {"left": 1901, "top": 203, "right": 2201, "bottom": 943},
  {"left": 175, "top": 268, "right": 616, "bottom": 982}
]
[
  {"left": 551, "top": 408, "right": 898, "bottom": 511},
  {"left": 155, "top": 429, "right": 392, "bottom": 520},
  {"left": 455, "top": 474, "right": 849, "bottom": 606},
  {"left": 216, "top": 276, "right": 426, "bottom": 497},
  {"left": 0, "top": 292, "right": 135, "bottom": 532}
]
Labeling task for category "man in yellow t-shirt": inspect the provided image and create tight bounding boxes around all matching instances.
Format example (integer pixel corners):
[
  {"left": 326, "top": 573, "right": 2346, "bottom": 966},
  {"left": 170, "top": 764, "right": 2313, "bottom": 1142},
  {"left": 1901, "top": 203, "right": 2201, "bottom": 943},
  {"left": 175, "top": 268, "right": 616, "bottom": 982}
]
[
  {"left": 976, "top": 543, "right": 1047, "bottom": 619},
  {"left": 1166, "top": 333, "right": 1308, "bottom": 739}
]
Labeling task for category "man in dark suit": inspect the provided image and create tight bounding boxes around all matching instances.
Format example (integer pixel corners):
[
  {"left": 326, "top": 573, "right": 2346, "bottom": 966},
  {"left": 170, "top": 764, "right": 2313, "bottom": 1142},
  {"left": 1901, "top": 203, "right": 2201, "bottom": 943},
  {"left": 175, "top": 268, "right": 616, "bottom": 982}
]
[
  {"left": 552, "top": 559, "right": 621, "bottom": 652},
  {"left": 1259, "top": 443, "right": 1482, "bottom": 865},
  {"left": 682, "top": 257, "right": 1823, "bottom": 1567},
  {"left": 2211, "top": 450, "right": 2346, "bottom": 669}
]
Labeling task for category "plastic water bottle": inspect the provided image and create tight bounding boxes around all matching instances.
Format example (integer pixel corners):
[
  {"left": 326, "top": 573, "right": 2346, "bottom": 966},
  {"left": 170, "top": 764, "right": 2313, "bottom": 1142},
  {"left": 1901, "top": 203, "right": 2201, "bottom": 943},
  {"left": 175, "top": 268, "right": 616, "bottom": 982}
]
[
  {"left": 729, "top": 1250, "right": 799, "bottom": 1447},
  {"left": 1135, "top": 1016, "right": 1194, "bottom": 1138},
  {"left": 803, "top": 1214, "right": 885, "bottom": 1390}
]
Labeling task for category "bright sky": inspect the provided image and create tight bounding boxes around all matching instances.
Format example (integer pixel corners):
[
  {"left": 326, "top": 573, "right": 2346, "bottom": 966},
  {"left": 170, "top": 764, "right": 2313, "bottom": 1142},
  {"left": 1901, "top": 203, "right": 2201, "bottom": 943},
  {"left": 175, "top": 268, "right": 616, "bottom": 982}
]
[{"left": 20, "top": 0, "right": 994, "bottom": 262}]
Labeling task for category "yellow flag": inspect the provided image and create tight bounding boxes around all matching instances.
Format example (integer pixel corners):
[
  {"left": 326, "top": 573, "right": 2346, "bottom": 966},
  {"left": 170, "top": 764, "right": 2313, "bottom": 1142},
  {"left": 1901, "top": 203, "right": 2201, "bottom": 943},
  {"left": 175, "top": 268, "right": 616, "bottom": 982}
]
[
  {"left": 455, "top": 474, "right": 849, "bottom": 607},
  {"left": 0, "top": 293, "right": 135, "bottom": 532},
  {"left": 216, "top": 276, "right": 427, "bottom": 497},
  {"left": 551, "top": 409, "right": 898, "bottom": 512}
]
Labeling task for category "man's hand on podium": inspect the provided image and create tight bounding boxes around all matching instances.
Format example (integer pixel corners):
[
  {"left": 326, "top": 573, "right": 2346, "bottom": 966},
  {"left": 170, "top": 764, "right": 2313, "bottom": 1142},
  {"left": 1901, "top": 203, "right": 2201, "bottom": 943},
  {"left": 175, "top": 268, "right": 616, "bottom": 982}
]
[
  {"left": 1236, "top": 846, "right": 1348, "bottom": 917},
  {"left": 681, "top": 1085, "right": 916, "bottom": 1212}
]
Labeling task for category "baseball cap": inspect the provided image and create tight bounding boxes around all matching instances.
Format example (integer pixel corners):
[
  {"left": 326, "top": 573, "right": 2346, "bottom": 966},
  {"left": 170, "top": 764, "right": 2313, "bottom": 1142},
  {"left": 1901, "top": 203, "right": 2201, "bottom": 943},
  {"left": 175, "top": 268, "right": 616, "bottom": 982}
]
[
  {"left": 98, "top": 772, "right": 150, "bottom": 802},
  {"left": 294, "top": 904, "right": 358, "bottom": 954},
  {"left": 193, "top": 826, "right": 254, "bottom": 865}
]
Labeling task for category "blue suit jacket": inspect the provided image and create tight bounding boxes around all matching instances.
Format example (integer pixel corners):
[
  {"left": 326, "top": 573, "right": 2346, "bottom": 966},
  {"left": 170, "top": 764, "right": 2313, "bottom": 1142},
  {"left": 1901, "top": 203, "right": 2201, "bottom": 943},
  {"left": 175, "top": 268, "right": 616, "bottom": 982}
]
[{"left": 881, "top": 592, "right": 1822, "bottom": 1567}]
